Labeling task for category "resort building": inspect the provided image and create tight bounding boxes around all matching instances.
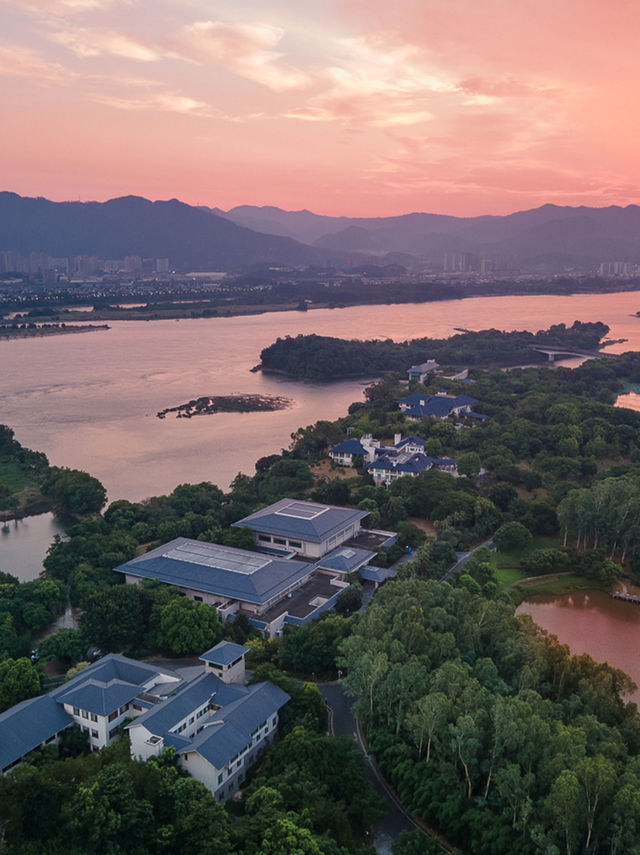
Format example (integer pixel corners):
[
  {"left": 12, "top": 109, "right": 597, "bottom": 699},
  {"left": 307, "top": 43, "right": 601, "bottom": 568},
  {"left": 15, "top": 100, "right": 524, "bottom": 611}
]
[
  {"left": 114, "top": 537, "right": 351, "bottom": 637},
  {"left": 0, "top": 654, "right": 180, "bottom": 775},
  {"left": 232, "top": 498, "right": 369, "bottom": 559},
  {"left": 0, "top": 642, "right": 289, "bottom": 803},
  {"left": 407, "top": 360, "right": 439, "bottom": 383}
]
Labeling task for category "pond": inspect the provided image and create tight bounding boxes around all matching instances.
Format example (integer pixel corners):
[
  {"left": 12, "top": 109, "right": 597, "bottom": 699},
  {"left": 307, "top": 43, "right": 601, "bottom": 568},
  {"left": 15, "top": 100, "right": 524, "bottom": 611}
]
[{"left": 0, "top": 513, "right": 67, "bottom": 582}]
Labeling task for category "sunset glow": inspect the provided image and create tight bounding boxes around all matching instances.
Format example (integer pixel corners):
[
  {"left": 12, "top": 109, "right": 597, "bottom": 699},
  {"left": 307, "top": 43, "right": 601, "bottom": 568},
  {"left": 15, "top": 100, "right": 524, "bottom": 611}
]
[{"left": 2, "top": 0, "right": 639, "bottom": 215}]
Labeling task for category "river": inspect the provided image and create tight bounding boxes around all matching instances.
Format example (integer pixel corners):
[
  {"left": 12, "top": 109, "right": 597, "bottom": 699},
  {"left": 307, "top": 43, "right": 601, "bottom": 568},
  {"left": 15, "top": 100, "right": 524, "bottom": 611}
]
[{"left": 516, "top": 590, "right": 640, "bottom": 704}]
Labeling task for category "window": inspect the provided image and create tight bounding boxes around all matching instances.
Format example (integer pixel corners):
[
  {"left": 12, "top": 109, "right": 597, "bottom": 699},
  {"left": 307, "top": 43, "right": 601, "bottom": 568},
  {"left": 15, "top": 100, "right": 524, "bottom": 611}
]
[
  {"left": 273, "top": 537, "right": 286, "bottom": 545},
  {"left": 81, "top": 710, "right": 89, "bottom": 719},
  {"left": 188, "top": 717, "right": 194, "bottom": 725},
  {"left": 218, "top": 773, "right": 223, "bottom": 784},
  {"left": 119, "top": 705, "right": 127, "bottom": 716},
  {"left": 73, "top": 706, "right": 80, "bottom": 716},
  {"left": 258, "top": 535, "right": 271, "bottom": 542},
  {"left": 289, "top": 541, "right": 302, "bottom": 549},
  {"left": 194, "top": 596, "right": 203, "bottom": 602},
  {"left": 91, "top": 730, "right": 98, "bottom": 739},
  {"left": 108, "top": 728, "right": 118, "bottom": 740},
  {"left": 108, "top": 711, "right": 117, "bottom": 722},
  {"left": 90, "top": 713, "right": 98, "bottom": 722},
  {"left": 133, "top": 704, "right": 142, "bottom": 712}
]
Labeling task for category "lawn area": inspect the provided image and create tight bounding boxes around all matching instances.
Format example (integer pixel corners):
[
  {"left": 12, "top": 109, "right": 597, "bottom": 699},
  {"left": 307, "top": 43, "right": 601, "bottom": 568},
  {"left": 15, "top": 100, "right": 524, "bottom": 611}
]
[
  {"left": 494, "top": 535, "right": 561, "bottom": 571},
  {"left": 0, "top": 459, "right": 35, "bottom": 493},
  {"left": 495, "top": 566, "right": 526, "bottom": 588},
  {"left": 491, "top": 535, "right": 561, "bottom": 591}
]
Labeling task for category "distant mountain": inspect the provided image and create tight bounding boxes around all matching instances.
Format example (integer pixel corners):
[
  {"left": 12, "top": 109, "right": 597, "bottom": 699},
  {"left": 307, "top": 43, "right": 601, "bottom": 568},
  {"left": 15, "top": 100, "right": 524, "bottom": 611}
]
[
  {"left": 217, "top": 203, "right": 640, "bottom": 268},
  {"left": 0, "top": 193, "right": 333, "bottom": 270}
]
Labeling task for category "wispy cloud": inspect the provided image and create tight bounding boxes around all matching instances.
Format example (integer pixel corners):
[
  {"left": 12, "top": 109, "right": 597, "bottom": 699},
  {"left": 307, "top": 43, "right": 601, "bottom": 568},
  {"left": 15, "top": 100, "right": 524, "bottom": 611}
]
[
  {"left": 92, "top": 89, "right": 212, "bottom": 117},
  {"left": 50, "top": 27, "right": 158, "bottom": 61},
  {"left": 3, "top": 0, "right": 117, "bottom": 12},
  {"left": 169, "top": 20, "right": 309, "bottom": 91},
  {"left": 0, "top": 44, "right": 69, "bottom": 80}
]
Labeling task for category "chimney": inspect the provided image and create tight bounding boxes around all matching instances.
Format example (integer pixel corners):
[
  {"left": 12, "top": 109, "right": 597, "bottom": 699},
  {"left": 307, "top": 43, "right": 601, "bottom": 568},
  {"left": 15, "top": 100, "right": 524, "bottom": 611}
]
[{"left": 394, "top": 433, "right": 401, "bottom": 447}]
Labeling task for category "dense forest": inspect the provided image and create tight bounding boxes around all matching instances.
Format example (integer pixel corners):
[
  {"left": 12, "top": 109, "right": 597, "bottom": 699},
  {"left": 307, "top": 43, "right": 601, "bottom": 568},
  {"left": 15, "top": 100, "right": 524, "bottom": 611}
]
[
  {"left": 5, "top": 330, "right": 640, "bottom": 852},
  {"left": 259, "top": 321, "right": 611, "bottom": 380},
  {"left": 339, "top": 579, "right": 640, "bottom": 855}
]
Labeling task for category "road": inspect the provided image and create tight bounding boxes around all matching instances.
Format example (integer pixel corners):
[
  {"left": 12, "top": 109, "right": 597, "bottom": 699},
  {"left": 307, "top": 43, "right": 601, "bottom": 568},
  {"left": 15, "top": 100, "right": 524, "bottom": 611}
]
[
  {"left": 440, "top": 539, "right": 494, "bottom": 582},
  {"left": 320, "top": 683, "right": 432, "bottom": 855}
]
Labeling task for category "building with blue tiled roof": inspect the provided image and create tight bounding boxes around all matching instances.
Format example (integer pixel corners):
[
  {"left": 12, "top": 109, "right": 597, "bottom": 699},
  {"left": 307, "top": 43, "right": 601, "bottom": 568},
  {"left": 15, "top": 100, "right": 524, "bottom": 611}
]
[
  {"left": 0, "top": 654, "right": 181, "bottom": 775},
  {"left": 128, "top": 645, "right": 288, "bottom": 802},
  {"left": 1, "top": 644, "right": 288, "bottom": 803},
  {"left": 368, "top": 451, "right": 458, "bottom": 486},
  {"left": 328, "top": 438, "right": 367, "bottom": 466},
  {"left": 114, "top": 532, "right": 359, "bottom": 637},
  {"left": 232, "top": 498, "right": 369, "bottom": 558},
  {"left": 397, "top": 391, "right": 481, "bottom": 420}
]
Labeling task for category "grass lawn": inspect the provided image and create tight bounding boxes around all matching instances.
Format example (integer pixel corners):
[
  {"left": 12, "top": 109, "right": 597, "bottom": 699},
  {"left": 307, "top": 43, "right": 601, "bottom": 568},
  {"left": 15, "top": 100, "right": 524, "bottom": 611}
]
[
  {"left": 491, "top": 535, "right": 561, "bottom": 592},
  {"left": 494, "top": 536, "right": 561, "bottom": 571},
  {"left": 0, "top": 459, "right": 35, "bottom": 493},
  {"left": 495, "top": 566, "right": 526, "bottom": 588}
]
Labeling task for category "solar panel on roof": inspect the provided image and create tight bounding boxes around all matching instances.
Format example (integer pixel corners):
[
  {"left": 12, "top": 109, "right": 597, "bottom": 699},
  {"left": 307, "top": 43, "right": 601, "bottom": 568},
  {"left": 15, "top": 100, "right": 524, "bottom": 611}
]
[
  {"left": 163, "top": 542, "right": 271, "bottom": 575},
  {"left": 275, "top": 501, "right": 329, "bottom": 520}
]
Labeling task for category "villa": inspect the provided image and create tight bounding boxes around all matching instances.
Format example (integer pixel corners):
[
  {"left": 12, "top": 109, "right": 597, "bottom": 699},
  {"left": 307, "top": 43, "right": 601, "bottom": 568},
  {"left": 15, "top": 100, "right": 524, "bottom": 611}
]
[
  {"left": 397, "top": 391, "right": 482, "bottom": 420},
  {"left": 407, "top": 360, "right": 439, "bottom": 383}
]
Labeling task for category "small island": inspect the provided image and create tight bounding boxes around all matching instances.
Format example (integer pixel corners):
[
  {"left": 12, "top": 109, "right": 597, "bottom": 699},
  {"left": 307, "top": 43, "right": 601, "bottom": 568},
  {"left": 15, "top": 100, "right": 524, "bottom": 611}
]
[{"left": 156, "top": 393, "right": 292, "bottom": 419}]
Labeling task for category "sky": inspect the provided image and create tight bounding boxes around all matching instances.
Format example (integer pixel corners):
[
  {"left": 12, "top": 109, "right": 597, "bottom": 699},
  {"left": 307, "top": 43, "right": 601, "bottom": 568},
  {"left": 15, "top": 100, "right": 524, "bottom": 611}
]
[{"left": 2, "top": 0, "right": 640, "bottom": 217}]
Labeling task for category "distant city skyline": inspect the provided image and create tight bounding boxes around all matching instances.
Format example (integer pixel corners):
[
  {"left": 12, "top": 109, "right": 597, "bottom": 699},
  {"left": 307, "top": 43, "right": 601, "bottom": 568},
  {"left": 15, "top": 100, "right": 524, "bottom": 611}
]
[{"left": 2, "top": 0, "right": 639, "bottom": 217}]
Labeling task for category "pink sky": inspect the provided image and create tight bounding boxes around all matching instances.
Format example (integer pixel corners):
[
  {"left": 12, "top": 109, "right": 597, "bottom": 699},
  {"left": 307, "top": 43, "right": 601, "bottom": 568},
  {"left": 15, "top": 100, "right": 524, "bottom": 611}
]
[{"left": 2, "top": 0, "right": 639, "bottom": 216}]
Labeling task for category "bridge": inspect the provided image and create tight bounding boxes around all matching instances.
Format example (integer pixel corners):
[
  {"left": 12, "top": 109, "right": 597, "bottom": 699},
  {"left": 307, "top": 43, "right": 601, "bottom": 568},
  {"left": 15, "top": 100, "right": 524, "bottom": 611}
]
[{"left": 528, "top": 345, "right": 618, "bottom": 362}]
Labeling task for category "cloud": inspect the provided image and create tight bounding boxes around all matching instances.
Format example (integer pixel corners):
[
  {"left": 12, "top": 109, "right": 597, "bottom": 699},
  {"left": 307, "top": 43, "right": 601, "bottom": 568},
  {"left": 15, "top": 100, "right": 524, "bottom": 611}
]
[
  {"left": 3, "top": 0, "right": 115, "bottom": 11},
  {"left": 170, "top": 20, "right": 309, "bottom": 91},
  {"left": 50, "top": 27, "right": 158, "bottom": 61},
  {"left": 93, "top": 89, "right": 212, "bottom": 117},
  {"left": 0, "top": 44, "right": 69, "bottom": 80}
]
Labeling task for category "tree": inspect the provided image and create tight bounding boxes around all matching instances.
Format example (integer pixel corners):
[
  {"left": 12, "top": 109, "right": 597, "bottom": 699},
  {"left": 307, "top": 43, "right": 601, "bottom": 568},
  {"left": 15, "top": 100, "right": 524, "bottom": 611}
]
[
  {"left": 335, "top": 584, "right": 362, "bottom": 616},
  {"left": 0, "top": 657, "right": 40, "bottom": 712},
  {"left": 79, "top": 585, "right": 145, "bottom": 652},
  {"left": 40, "top": 628, "right": 88, "bottom": 668},
  {"left": 258, "top": 817, "right": 323, "bottom": 855},
  {"left": 42, "top": 467, "right": 107, "bottom": 515},
  {"left": 457, "top": 452, "right": 481, "bottom": 478},
  {"left": 155, "top": 597, "right": 222, "bottom": 656},
  {"left": 493, "top": 521, "right": 532, "bottom": 553}
]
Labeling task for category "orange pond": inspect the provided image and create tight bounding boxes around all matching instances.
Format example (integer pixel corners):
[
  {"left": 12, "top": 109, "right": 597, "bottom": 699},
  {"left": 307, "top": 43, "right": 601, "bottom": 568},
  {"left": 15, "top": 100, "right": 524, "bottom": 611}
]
[{"left": 516, "top": 590, "right": 640, "bottom": 704}]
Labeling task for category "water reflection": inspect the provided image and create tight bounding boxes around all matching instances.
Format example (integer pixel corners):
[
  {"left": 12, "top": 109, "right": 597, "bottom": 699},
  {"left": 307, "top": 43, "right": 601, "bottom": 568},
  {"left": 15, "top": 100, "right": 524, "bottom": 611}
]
[{"left": 0, "top": 513, "right": 67, "bottom": 582}]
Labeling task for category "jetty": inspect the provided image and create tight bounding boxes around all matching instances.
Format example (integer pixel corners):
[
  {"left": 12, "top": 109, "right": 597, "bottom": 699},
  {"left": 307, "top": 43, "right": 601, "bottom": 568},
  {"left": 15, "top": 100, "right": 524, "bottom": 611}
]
[{"left": 611, "top": 591, "right": 640, "bottom": 605}]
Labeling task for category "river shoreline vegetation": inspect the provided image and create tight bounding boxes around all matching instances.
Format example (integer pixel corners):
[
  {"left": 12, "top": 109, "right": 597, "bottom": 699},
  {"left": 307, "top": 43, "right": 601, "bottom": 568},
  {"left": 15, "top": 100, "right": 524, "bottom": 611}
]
[
  {"left": 4, "top": 325, "right": 640, "bottom": 851},
  {"left": 2, "top": 277, "right": 640, "bottom": 327}
]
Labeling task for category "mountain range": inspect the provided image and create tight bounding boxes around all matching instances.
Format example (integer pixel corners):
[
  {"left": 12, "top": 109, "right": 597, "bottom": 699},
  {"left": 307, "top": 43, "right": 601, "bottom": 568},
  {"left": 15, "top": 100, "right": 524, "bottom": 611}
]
[
  {"left": 3, "top": 191, "right": 640, "bottom": 271},
  {"left": 216, "top": 203, "right": 640, "bottom": 268}
]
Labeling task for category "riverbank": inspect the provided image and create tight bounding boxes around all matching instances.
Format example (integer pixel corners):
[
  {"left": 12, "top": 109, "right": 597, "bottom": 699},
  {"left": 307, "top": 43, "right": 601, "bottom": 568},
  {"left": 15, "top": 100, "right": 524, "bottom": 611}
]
[
  {"left": 0, "top": 323, "right": 110, "bottom": 339},
  {"left": 5, "top": 279, "right": 640, "bottom": 327}
]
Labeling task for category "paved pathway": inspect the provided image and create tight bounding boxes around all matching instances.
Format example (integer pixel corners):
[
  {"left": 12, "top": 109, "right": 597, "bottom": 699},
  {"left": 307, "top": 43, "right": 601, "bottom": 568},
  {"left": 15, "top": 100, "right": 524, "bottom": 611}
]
[{"left": 319, "top": 683, "right": 433, "bottom": 855}]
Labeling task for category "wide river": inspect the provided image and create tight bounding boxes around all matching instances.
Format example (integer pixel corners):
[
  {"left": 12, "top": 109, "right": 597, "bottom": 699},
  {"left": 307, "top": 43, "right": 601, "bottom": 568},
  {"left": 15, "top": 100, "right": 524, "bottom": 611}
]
[{"left": 2, "top": 289, "right": 640, "bottom": 503}]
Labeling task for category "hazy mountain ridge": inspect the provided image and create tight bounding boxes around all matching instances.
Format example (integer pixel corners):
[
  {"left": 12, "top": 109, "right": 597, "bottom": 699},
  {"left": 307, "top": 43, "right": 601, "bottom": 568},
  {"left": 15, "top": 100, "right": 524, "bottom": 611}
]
[
  {"left": 0, "top": 193, "right": 333, "bottom": 270},
  {"left": 218, "top": 202, "right": 640, "bottom": 266}
]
